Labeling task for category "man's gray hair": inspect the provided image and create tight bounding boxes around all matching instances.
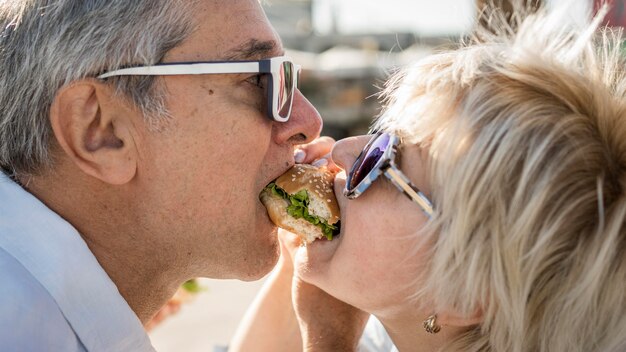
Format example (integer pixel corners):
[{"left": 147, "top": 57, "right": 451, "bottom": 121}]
[{"left": 0, "top": 0, "right": 195, "bottom": 177}]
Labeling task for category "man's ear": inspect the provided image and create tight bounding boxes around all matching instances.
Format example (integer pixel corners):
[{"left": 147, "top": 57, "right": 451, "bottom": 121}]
[{"left": 49, "top": 80, "right": 138, "bottom": 185}]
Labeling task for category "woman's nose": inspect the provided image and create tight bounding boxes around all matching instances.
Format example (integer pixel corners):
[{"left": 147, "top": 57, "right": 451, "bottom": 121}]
[{"left": 331, "top": 135, "right": 373, "bottom": 172}]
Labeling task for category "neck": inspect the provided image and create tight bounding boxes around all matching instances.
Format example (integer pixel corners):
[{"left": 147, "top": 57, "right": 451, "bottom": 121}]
[
  {"left": 82, "top": 233, "right": 183, "bottom": 324},
  {"left": 23, "top": 173, "right": 186, "bottom": 325}
]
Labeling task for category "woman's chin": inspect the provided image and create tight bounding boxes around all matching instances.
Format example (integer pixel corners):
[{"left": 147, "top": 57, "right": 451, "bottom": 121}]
[{"left": 294, "top": 231, "right": 342, "bottom": 281}]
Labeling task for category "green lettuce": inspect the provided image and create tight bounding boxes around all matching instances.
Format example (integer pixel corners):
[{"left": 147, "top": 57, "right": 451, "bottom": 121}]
[{"left": 267, "top": 182, "right": 338, "bottom": 240}]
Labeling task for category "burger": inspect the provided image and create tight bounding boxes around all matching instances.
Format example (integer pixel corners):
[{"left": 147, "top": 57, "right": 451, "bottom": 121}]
[{"left": 260, "top": 164, "right": 340, "bottom": 244}]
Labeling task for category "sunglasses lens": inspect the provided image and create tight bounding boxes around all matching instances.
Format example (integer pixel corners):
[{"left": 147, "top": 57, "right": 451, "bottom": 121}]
[
  {"left": 277, "top": 61, "right": 294, "bottom": 120},
  {"left": 348, "top": 133, "right": 390, "bottom": 190}
]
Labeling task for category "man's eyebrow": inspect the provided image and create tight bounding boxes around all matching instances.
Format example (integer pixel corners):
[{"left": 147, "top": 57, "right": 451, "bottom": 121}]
[{"left": 222, "top": 39, "right": 283, "bottom": 61}]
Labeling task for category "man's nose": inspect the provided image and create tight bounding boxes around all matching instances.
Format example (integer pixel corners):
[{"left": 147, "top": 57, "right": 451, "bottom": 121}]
[
  {"left": 331, "top": 135, "right": 372, "bottom": 172},
  {"left": 273, "top": 90, "right": 322, "bottom": 146}
]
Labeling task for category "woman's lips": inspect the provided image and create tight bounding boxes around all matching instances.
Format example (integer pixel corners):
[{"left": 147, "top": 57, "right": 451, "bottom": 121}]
[
  {"left": 333, "top": 172, "right": 347, "bottom": 211},
  {"left": 332, "top": 172, "right": 347, "bottom": 238}
]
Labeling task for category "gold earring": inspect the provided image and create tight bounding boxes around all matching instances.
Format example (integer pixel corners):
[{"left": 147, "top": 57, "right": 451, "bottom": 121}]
[{"left": 423, "top": 314, "right": 441, "bottom": 334}]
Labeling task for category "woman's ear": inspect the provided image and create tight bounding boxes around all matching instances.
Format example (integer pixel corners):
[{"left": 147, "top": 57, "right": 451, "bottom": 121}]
[{"left": 49, "top": 80, "right": 138, "bottom": 185}]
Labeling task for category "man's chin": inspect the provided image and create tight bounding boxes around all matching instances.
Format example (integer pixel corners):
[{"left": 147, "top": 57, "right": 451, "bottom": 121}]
[
  {"left": 238, "top": 216, "right": 280, "bottom": 281},
  {"left": 239, "top": 237, "right": 280, "bottom": 281}
]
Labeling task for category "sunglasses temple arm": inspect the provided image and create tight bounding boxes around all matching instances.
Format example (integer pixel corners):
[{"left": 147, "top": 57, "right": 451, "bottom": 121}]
[{"left": 384, "top": 167, "right": 434, "bottom": 217}]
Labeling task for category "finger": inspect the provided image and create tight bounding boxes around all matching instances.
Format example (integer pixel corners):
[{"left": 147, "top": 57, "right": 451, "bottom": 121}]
[
  {"left": 294, "top": 136, "right": 336, "bottom": 164},
  {"left": 311, "top": 153, "right": 340, "bottom": 173}
]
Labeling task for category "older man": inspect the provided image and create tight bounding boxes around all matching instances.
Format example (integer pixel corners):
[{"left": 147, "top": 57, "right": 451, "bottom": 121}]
[{"left": 0, "top": 0, "right": 325, "bottom": 350}]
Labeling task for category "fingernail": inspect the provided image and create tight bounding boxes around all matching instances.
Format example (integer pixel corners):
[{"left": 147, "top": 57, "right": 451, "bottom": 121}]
[
  {"left": 312, "top": 158, "right": 328, "bottom": 167},
  {"left": 294, "top": 150, "right": 306, "bottom": 163}
]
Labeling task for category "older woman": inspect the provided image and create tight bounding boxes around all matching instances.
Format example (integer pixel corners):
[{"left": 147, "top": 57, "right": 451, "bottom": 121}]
[{"left": 231, "top": 5, "right": 626, "bottom": 352}]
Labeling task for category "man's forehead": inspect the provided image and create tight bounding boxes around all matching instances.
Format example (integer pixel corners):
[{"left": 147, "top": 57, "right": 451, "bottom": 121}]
[
  {"left": 166, "top": 0, "right": 284, "bottom": 62},
  {"left": 222, "top": 39, "right": 284, "bottom": 61}
]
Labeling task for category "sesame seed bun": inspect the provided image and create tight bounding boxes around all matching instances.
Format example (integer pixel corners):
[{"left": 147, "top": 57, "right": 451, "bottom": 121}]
[{"left": 260, "top": 164, "right": 340, "bottom": 244}]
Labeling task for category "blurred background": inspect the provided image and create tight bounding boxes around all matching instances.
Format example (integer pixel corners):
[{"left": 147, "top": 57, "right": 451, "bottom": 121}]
[
  {"left": 268, "top": 0, "right": 594, "bottom": 140},
  {"left": 149, "top": 1, "right": 624, "bottom": 351}
]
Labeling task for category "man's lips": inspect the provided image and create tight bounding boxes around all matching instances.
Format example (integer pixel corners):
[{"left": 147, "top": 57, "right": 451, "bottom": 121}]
[
  {"left": 261, "top": 162, "right": 296, "bottom": 194},
  {"left": 271, "top": 162, "right": 295, "bottom": 183}
]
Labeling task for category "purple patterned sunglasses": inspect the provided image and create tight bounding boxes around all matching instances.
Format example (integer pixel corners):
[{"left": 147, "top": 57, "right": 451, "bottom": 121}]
[{"left": 344, "top": 132, "right": 434, "bottom": 217}]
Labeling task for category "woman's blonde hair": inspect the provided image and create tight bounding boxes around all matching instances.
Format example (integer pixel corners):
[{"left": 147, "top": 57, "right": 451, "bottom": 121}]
[{"left": 374, "top": 4, "right": 626, "bottom": 352}]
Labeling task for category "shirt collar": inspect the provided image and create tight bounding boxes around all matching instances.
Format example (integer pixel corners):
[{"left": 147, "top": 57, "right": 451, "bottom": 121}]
[{"left": 0, "top": 173, "right": 154, "bottom": 351}]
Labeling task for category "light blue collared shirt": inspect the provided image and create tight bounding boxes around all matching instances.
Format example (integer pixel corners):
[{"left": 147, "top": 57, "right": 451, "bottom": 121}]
[{"left": 0, "top": 173, "right": 155, "bottom": 352}]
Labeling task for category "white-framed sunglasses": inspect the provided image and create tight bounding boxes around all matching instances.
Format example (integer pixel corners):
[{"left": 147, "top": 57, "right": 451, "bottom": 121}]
[
  {"left": 344, "top": 132, "right": 434, "bottom": 217},
  {"left": 97, "top": 56, "right": 300, "bottom": 122}
]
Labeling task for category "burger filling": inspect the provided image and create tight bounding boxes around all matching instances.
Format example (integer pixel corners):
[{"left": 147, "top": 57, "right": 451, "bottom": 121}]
[{"left": 266, "top": 182, "right": 338, "bottom": 240}]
